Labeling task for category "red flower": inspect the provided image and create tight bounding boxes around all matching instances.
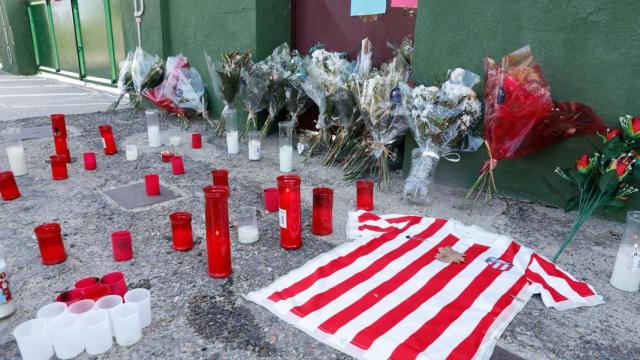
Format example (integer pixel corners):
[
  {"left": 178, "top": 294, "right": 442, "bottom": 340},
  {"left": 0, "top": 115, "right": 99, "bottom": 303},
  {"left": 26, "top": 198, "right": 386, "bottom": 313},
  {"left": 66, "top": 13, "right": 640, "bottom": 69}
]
[
  {"left": 575, "top": 154, "right": 591, "bottom": 173},
  {"left": 633, "top": 118, "right": 640, "bottom": 133},
  {"left": 606, "top": 128, "right": 621, "bottom": 140},
  {"left": 609, "top": 156, "right": 632, "bottom": 179}
]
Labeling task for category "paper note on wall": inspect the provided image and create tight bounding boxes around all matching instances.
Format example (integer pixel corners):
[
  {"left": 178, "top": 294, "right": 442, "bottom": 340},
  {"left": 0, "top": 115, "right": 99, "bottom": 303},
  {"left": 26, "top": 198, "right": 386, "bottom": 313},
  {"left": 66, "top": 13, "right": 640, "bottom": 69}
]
[
  {"left": 391, "top": 0, "right": 418, "bottom": 8},
  {"left": 351, "top": 0, "right": 387, "bottom": 16}
]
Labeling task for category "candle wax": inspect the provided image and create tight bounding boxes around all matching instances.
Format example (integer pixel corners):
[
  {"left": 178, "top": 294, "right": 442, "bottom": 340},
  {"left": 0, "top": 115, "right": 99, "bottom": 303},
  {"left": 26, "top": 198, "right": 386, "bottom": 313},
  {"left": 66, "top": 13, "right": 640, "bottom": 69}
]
[
  {"left": 279, "top": 145, "right": 293, "bottom": 172},
  {"left": 148, "top": 125, "right": 161, "bottom": 147},
  {"left": 6, "top": 145, "right": 27, "bottom": 176},
  {"left": 125, "top": 146, "right": 138, "bottom": 161},
  {"left": 169, "top": 135, "right": 182, "bottom": 147},
  {"left": 238, "top": 225, "right": 259, "bottom": 244},
  {"left": 227, "top": 132, "right": 240, "bottom": 154},
  {"left": 248, "top": 139, "right": 261, "bottom": 160},
  {"left": 610, "top": 243, "right": 640, "bottom": 292}
]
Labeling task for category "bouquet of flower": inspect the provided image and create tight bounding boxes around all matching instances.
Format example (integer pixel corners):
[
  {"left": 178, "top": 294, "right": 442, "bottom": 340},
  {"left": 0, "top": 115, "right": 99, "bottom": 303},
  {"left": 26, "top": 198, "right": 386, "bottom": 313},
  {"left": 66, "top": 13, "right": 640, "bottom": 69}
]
[
  {"left": 464, "top": 46, "right": 606, "bottom": 202},
  {"left": 259, "top": 44, "right": 292, "bottom": 138},
  {"left": 283, "top": 50, "right": 310, "bottom": 126},
  {"left": 205, "top": 50, "right": 252, "bottom": 136},
  {"left": 553, "top": 115, "right": 640, "bottom": 261},
  {"left": 143, "top": 54, "right": 211, "bottom": 125},
  {"left": 403, "top": 68, "right": 483, "bottom": 203},
  {"left": 239, "top": 60, "right": 271, "bottom": 139},
  {"left": 108, "top": 47, "right": 164, "bottom": 113},
  {"left": 344, "top": 57, "right": 410, "bottom": 190}
]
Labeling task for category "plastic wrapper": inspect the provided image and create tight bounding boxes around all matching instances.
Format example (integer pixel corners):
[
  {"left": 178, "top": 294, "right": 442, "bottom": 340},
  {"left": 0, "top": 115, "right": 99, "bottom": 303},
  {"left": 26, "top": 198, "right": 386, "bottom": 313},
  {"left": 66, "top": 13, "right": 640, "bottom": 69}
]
[
  {"left": 109, "top": 47, "right": 163, "bottom": 112},
  {"left": 239, "top": 61, "right": 271, "bottom": 139},
  {"left": 403, "top": 68, "right": 483, "bottom": 204},
  {"left": 261, "top": 44, "right": 293, "bottom": 138},
  {"left": 465, "top": 46, "right": 607, "bottom": 201}
]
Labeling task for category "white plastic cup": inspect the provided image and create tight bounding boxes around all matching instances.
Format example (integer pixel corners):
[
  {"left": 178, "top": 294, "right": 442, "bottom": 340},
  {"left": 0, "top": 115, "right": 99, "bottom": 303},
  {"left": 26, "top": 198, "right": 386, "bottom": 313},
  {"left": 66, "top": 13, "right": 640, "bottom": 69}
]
[
  {"left": 79, "top": 309, "right": 113, "bottom": 355},
  {"left": 110, "top": 303, "right": 142, "bottom": 347},
  {"left": 124, "top": 288, "right": 151, "bottom": 328},
  {"left": 13, "top": 319, "right": 54, "bottom": 360},
  {"left": 48, "top": 313, "right": 84, "bottom": 359},
  {"left": 67, "top": 299, "right": 95, "bottom": 316},
  {"left": 36, "top": 302, "right": 67, "bottom": 325},
  {"left": 96, "top": 295, "right": 123, "bottom": 337}
]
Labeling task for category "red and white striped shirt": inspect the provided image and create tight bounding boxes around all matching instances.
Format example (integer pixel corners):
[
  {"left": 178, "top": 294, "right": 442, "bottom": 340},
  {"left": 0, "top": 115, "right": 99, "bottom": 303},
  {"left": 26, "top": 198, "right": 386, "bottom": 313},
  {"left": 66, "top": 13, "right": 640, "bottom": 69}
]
[{"left": 247, "top": 211, "right": 604, "bottom": 360}]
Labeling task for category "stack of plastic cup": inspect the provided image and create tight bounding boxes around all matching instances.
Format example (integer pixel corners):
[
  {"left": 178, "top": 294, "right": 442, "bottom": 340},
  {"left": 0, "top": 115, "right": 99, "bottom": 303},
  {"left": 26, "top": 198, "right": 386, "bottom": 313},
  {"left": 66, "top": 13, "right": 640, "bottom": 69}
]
[
  {"left": 96, "top": 295, "right": 123, "bottom": 336},
  {"left": 49, "top": 313, "right": 84, "bottom": 359},
  {"left": 124, "top": 288, "right": 152, "bottom": 328},
  {"left": 13, "top": 319, "right": 54, "bottom": 360},
  {"left": 110, "top": 303, "right": 142, "bottom": 347},
  {"left": 36, "top": 302, "right": 67, "bottom": 325},
  {"left": 79, "top": 310, "right": 113, "bottom": 355},
  {"left": 67, "top": 299, "right": 95, "bottom": 316}
]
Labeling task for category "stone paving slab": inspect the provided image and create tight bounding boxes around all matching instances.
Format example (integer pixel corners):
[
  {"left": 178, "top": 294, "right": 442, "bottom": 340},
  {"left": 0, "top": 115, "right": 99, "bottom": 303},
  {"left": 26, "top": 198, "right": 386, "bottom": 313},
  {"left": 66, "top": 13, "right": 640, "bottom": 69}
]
[{"left": 103, "top": 182, "right": 181, "bottom": 210}]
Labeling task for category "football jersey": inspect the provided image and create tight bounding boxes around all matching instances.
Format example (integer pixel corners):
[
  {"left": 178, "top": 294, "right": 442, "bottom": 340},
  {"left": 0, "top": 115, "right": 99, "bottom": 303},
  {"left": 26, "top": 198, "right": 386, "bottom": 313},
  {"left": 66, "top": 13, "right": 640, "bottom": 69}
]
[{"left": 247, "top": 211, "right": 604, "bottom": 360}]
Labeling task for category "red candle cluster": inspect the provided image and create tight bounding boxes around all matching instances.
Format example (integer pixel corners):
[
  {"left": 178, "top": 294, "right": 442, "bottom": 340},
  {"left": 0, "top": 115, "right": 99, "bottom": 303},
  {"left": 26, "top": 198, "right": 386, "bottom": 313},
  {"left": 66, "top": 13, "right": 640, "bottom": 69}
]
[{"left": 56, "top": 271, "right": 128, "bottom": 305}]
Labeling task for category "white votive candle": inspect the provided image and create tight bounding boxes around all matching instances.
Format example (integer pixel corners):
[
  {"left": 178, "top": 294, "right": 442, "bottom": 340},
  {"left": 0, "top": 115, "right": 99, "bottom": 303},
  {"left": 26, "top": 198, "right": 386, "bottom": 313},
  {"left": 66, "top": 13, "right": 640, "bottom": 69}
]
[
  {"left": 148, "top": 125, "right": 161, "bottom": 148},
  {"left": 238, "top": 225, "right": 259, "bottom": 244},
  {"left": 279, "top": 145, "right": 293, "bottom": 172},
  {"left": 169, "top": 135, "right": 182, "bottom": 147},
  {"left": 248, "top": 139, "right": 261, "bottom": 160},
  {"left": 125, "top": 145, "right": 138, "bottom": 161},
  {"left": 227, "top": 131, "right": 239, "bottom": 154},
  {"left": 6, "top": 143, "right": 27, "bottom": 176},
  {"left": 610, "top": 243, "right": 640, "bottom": 292}
]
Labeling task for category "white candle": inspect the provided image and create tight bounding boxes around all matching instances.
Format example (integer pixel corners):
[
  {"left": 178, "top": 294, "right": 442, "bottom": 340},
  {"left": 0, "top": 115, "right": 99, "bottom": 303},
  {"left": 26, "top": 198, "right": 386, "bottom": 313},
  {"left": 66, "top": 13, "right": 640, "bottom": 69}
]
[
  {"left": 248, "top": 139, "right": 261, "bottom": 160},
  {"left": 147, "top": 125, "right": 161, "bottom": 148},
  {"left": 226, "top": 131, "right": 239, "bottom": 154},
  {"left": 279, "top": 145, "right": 293, "bottom": 172},
  {"left": 6, "top": 144, "right": 27, "bottom": 176},
  {"left": 169, "top": 135, "right": 182, "bottom": 147},
  {"left": 125, "top": 145, "right": 138, "bottom": 161},
  {"left": 238, "top": 225, "right": 259, "bottom": 244},
  {"left": 610, "top": 243, "right": 640, "bottom": 292}
]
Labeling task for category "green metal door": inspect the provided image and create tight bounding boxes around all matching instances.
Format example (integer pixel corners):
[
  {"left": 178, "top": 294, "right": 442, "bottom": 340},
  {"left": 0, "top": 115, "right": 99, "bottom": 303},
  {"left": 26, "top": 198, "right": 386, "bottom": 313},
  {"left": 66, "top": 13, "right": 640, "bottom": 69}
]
[
  {"left": 26, "top": 2, "right": 58, "bottom": 70},
  {"left": 49, "top": 0, "right": 80, "bottom": 75}
]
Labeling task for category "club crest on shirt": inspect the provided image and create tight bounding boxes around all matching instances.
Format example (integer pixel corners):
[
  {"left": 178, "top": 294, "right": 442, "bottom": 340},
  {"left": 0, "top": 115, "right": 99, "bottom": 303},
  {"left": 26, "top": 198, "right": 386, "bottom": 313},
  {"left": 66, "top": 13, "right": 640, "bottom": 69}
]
[{"left": 486, "top": 257, "right": 513, "bottom": 271}]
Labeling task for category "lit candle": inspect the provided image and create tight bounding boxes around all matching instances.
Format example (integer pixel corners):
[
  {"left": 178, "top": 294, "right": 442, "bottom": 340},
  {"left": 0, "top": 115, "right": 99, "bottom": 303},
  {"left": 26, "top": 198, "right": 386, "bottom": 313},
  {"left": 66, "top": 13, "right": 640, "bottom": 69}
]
[
  {"left": 610, "top": 211, "right": 640, "bottom": 292},
  {"left": 169, "top": 135, "right": 182, "bottom": 147},
  {"left": 277, "top": 175, "right": 302, "bottom": 250},
  {"left": 203, "top": 185, "right": 232, "bottom": 278},
  {"left": 248, "top": 131, "right": 261, "bottom": 161},
  {"left": 226, "top": 131, "right": 240, "bottom": 154},
  {"left": 145, "top": 110, "right": 161, "bottom": 148},
  {"left": 6, "top": 142, "right": 27, "bottom": 176},
  {"left": 238, "top": 225, "right": 259, "bottom": 244},
  {"left": 125, "top": 145, "right": 138, "bottom": 161}
]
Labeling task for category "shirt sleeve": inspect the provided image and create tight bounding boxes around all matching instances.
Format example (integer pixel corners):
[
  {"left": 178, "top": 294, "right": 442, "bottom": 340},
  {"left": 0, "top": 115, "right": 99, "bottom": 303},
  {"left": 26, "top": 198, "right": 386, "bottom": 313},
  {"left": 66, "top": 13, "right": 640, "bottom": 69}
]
[
  {"left": 525, "top": 253, "right": 605, "bottom": 311},
  {"left": 346, "top": 211, "right": 422, "bottom": 240}
]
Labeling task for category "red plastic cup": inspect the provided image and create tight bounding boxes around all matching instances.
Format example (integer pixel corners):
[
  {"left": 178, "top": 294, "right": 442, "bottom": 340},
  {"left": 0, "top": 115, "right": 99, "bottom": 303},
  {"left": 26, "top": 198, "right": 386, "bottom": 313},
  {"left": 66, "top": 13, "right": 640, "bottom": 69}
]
[
  {"left": 50, "top": 155, "right": 68, "bottom": 180},
  {"left": 277, "top": 175, "right": 302, "bottom": 250},
  {"left": 170, "top": 212, "right": 193, "bottom": 251},
  {"left": 145, "top": 174, "right": 160, "bottom": 196},
  {"left": 312, "top": 187, "right": 334, "bottom": 236},
  {"left": 212, "top": 169, "right": 229, "bottom": 189},
  {"left": 111, "top": 231, "right": 133, "bottom": 261},
  {"left": 161, "top": 151, "right": 173, "bottom": 162},
  {"left": 56, "top": 289, "right": 84, "bottom": 305},
  {"left": 98, "top": 124, "right": 118, "bottom": 155},
  {"left": 0, "top": 171, "right": 21, "bottom": 201},
  {"left": 263, "top": 188, "right": 278, "bottom": 213},
  {"left": 34, "top": 223, "right": 67, "bottom": 265},
  {"left": 74, "top": 276, "right": 100, "bottom": 291},
  {"left": 356, "top": 179, "right": 375, "bottom": 211},
  {"left": 100, "top": 272, "right": 127, "bottom": 297},
  {"left": 83, "top": 284, "right": 110, "bottom": 301},
  {"left": 171, "top": 155, "right": 185, "bottom": 175},
  {"left": 203, "top": 185, "right": 232, "bottom": 278},
  {"left": 192, "top": 133, "right": 202, "bottom": 149},
  {"left": 83, "top": 152, "right": 97, "bottom": 170}
]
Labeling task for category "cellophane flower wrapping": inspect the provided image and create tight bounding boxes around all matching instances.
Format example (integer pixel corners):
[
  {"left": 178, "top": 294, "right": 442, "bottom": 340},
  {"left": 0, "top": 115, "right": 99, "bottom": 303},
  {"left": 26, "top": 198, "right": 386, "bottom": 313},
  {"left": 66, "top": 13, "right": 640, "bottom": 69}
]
[
  {"left": 205, "top": 50, "right": 252, "bottom": 135},
  {"left": 403, "top": 68, "right": 482, "bottom": 203},
  {"left": 283, "top": 50, "right": 310, "bottom": 126},
  {"left": 109, "top": 47, "right": 164, "bottom": 112},
  {"left": 239, "top": 60, "right": 271, "bottom": 137},
  {"left": 143, "top": 54, "right": 209, "bottom": 124},
  {"left": 261, "top": 44, "right": 294, "bottom": 138},
  {"left": 467, "top": 45, "right": 606, "bottom": 200}
]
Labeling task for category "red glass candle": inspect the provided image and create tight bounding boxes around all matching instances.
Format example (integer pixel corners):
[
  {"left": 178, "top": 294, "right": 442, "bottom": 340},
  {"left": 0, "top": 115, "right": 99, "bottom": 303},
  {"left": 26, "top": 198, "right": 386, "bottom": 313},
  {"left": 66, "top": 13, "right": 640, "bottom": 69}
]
[
  {"left": 56, "top": 289, "right": 84, "bottom": 305},
  {"left": 34, "top": 223, "right": 67, "bottom": 265},
  {"left": 98, "top": 125, "right": 118, "bottom": 155},
  {"left": 170, "top": 212, "right": 193, "bottom": 251},
  {"left": 312, "top": 187, "right": 333, "bottom": 236},
  {"left": 83, "top": 152, "right": 97, "bottom": 170},
  {"left": 212, "top": 169, "right": 229, "bottom": 189},
  {"left": 145, "top": 174, "right": 160, "bottom": 196},
  {"left": 356, "top": 179, "right": 374, "bottom": 211},
  {"left": 192, "top": 133, "right": 202, "bottom": 149},
  {"left": 171, "top": 155, "right": 185, "bottom": 175},
  {"left": 50, "top": 155, "right": 68, "bottom": 180},
  {"left": 111, "top": 230, "right": 133, "bottom": 261},
  {"left": 51, "top": 114, "right": 71, "bottom": 162},
  {"left": 83, "top": 284, "right": 110, "bottom": 301},
  {"left": 277, "top": 175, "right": 302, "bottom": 250},
  {"left": 203, "top": 185, "right": 232, "bottom": 278},
  {"left": 161, "top": 151, "right": 173, "bottom": 162},
  {"left": 100, "top": 272, "right": 127, "bottom": 297},
  {"left": 0, "top": 171, "right": 21, "bottom": 201},
  {"left": 263, "top": 188, "right": 278, "bottom": 213},
  {"left": 74, "top": 276, "right": 99, "bottom": 292}
]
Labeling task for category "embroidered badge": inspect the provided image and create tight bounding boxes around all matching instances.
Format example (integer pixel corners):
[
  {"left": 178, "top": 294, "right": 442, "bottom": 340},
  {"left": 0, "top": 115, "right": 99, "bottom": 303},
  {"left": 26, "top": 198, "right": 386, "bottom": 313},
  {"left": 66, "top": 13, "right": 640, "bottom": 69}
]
[{"left": 486, "top": 257, "right": 513, "bottom": 271}]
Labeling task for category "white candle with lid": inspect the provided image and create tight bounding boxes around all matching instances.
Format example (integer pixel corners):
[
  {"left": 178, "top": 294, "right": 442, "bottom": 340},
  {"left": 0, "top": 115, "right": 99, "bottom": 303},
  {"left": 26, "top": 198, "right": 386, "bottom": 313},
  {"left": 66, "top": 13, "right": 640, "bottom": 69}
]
[
  {"left": 145, "top": 110, "right": 161, "bottom": 148},
  {"left": 248, "top": 131, "right": 261, "bottom": 161},
  {"left": 6, "top": 142, "right": 27, "bottom": 176},
  {"left": 610, "top": 211, "right": 640, "bottom": 292},
  {"left": 237, "top": 206, "right": 259, "bottom": 244},
  {"left": 227, "top": 131, "right": 240, "bottom": 154},
  {"left": 125, "top": 145, "right": 138, "bottom": 161}
]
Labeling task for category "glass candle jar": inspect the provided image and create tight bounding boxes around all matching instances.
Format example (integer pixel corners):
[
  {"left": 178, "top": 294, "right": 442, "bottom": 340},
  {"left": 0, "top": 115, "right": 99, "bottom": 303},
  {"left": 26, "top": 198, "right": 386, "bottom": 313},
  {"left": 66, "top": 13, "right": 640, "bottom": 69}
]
[
  {"left": 100, "top": 272, "right": 127, "bottom": 297},
  {"left": 237, "top": 206, "right": 259, "bottom": 244},
  {"left": 50, "top": 155, "right": 68, "bottom": 180},
  {"left": 144, "top": 174, "right": 160, "bottom": 196},
  {"left": 125, "top": 145, "right": 138, "bottom": 161},
  {"left": 171, "top": 155, "right": 185, "bottom": 175},
  {"left": 212, "top": 169, "right": 229, "bottom": 189},
  {"left": 51, "top": 113, "right": 71, "bottom": 162},
  {"left": 192, "top": 133, "right": 202, "bottom": 149},
  {"left": 248, "top": 131, "right": 261, "bottom": 161},
  {"left": 610, "top": 211, "right": 640, "bottom": 292},
  {"left": 312, "top": 187, "right": 334, "bottom": 236},
  {"left": 111, "top": 231, "right": 133, "bottom": 262},
  {"left": 34, "top": 223, "right": 67, "bottom": 265},
  {"left": 145, "top": 110, "right": 161, "bottom": 148},
  {"left": 83, "top": 152, "right": 97, "bottom": 171},
  {"left": 356, "top": 179, "right": 374, "bottom": 211},
  {"left": 263, "top": 188, "right": 278, "bottom": 213},
  {"left": 279, "top": 121, "right": 294, "bottom": 172},
  {"left": 160, "top": 151, "right": 173, "bottom": 163},
  {"left": 225, "top": 108, "right": 239, "bottom": 155},
  {"left": 170, "top": 212, "right": 193, "bottom": 251},
  {"left": 98, "top": 125, "right": 118, "bottom": 155},
  {"left": 277, "top": 175, "right": 302, "bottom": 250},
  {"left": 5, "top": 136, "right": 27, "bottom": 176},
  {"left": 168, "top": 128, "right": 182, "bottom": 147},
  {"left": 203, "top": 185, "right": 232, "bottom": 278},
  {"left": 0, "top": 171, "right": 21, "bottom": 201}
]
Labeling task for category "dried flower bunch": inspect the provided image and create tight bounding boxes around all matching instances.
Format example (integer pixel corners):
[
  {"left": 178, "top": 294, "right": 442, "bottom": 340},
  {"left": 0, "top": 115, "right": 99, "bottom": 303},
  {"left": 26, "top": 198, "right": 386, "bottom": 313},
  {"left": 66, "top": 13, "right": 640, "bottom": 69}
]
[{"left": 109, "top": 47, "right": 164, "bottom": 115}]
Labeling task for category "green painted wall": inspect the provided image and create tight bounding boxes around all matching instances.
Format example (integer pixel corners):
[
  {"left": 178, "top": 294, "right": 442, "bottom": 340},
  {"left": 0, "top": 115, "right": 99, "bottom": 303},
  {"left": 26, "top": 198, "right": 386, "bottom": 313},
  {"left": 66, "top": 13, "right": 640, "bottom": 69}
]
[
  {"left": 0, "top": 0, "right": 37, "bottom": 75},
  {"left": 410, "top": 0, "right": 640, "bottom": 217}
]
